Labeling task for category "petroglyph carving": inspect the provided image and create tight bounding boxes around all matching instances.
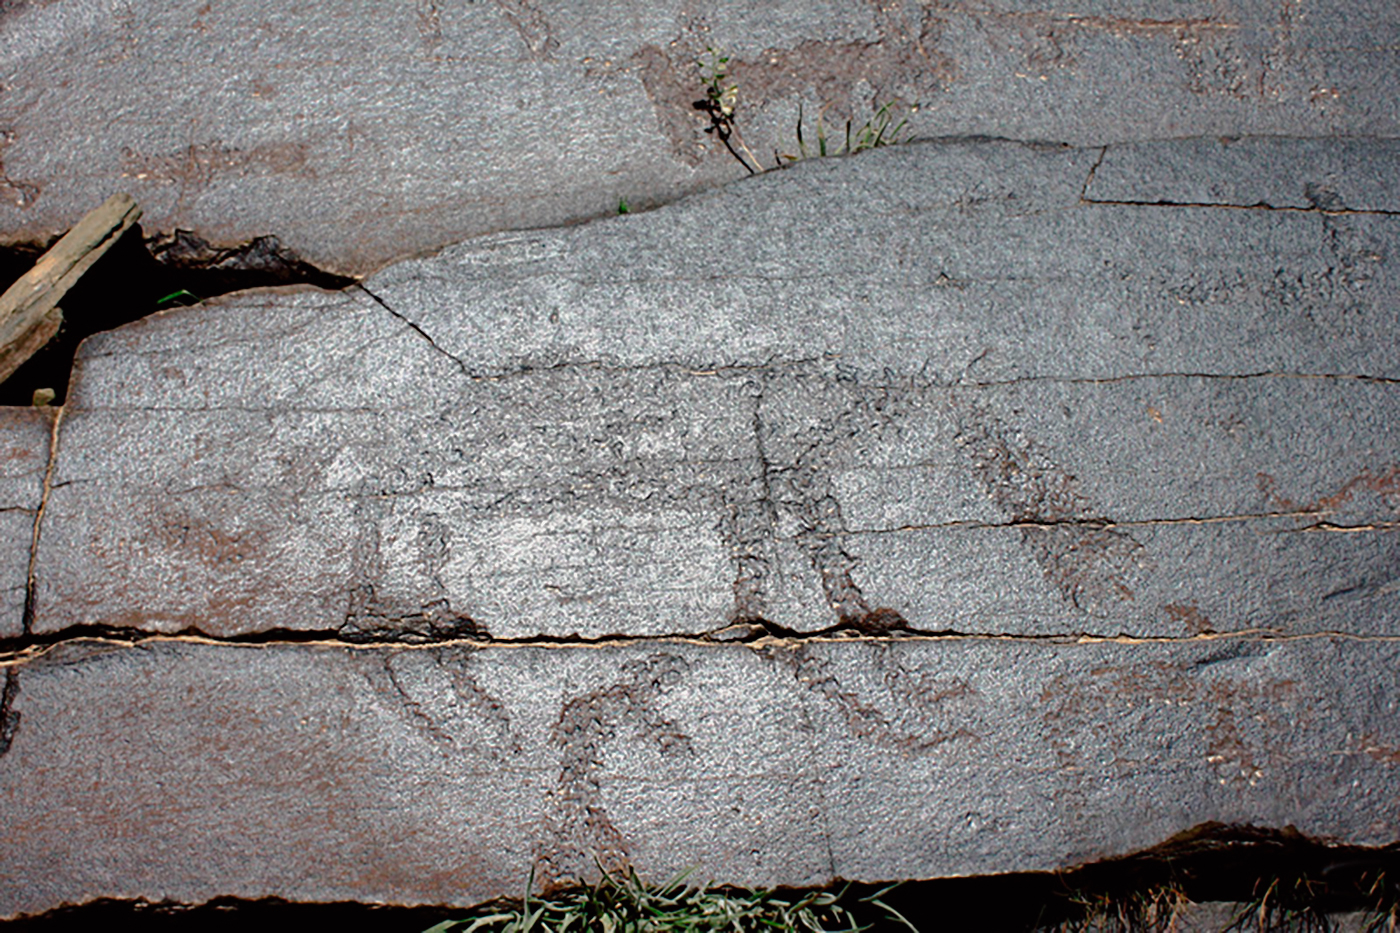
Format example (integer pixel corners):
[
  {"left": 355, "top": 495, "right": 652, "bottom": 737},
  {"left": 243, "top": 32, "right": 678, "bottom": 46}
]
[
  {"left": 1041, "top": 657, "right": 1306, "bottom": 789},
  {"left": 541, "top": 653, "right": 693, "bottom": 880},
  {"left": 792, "top": 645, "right": 978, "bottom": 754},
  {"left": 0, "top": 670, "right": 19, "bottom": 758},
  {"left": 493, "top": 0, "right": 557, "bottom": 61},
  {"left": 955, "top": 410, "right": 1145, "bottom": 614},
  {"left": 366, "top": 651, "right": 520, "bottom": 758},
  {"left": 1257, "top": 466, "right": 1400, "bottom": 519},
  {"left": 766, "top": 373, "right": 913, "bottom": 628}
]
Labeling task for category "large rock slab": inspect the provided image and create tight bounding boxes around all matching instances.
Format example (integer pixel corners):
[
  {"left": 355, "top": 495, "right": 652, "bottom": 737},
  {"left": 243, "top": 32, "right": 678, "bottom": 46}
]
[
  {"left": 2, "top": 1, "right": 1398, "bottom": 273},
  {"left": 2, "top": 136, "right": 1398, "bottom": 918},
  {"left": 29, "top": 138, "right": 1400, "bottom": 640},
  {"left": 37, "top": 363, "right": 1400, "bottom": 640},
  {"left": 1, "top": 635, "right": 1397, "bottom": 917},
  {"left": 354, "top": 137, "right": 1399, "bottom": 381}
]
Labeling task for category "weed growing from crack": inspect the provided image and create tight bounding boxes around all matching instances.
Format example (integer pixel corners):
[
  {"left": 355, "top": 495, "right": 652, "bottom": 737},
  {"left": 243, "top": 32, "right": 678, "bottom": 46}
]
[
  {"left": 693, "top": 47, "right": 761, "bottom": 175},
  {"left": 778, "top": 101, "right": 910, "bottom": 164},
  {"left": 155, "top": 289, "right": 199, "bottom": 309},
  {"left": 693, "top": 47, "right": 910, "bottom": 175},
  {"left": 423, "top": 864, "right": 917, "bottom": 932},
  {"left": 697, "top": 48, "right": 738, "bottom": 124}
]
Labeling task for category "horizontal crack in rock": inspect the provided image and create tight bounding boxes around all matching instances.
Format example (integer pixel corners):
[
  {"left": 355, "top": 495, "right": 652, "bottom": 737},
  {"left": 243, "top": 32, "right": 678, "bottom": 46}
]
[
  {"left": 1081, "top": 196, "right": 1400, "bottom": 216},
  {"left": 0, "top": 226, "right": 355, "bottom": 405},
  {"left": 146, "top": 229, "right": 355, "bottom": 293},
  {"left": 3, "top": 626, "right": 1396, "bottom": 670},
  {"left": 839, "top": 512, "right": 1399, "bottom": 535},
  {"left": 968, "top": 370, "right": 1400, "bottom": 387}
]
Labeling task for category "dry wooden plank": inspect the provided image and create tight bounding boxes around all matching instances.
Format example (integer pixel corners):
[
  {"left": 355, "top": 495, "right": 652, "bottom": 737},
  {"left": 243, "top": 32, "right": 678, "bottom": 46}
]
[{"left": 0, "top": 193, "right": 141, "bottom": 384}]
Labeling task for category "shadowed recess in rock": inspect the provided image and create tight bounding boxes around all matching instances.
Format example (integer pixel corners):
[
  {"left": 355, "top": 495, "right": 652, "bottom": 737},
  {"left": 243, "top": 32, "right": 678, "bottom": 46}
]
[{"left": 0, "top": 227, "right": 353, "bottom": 406}]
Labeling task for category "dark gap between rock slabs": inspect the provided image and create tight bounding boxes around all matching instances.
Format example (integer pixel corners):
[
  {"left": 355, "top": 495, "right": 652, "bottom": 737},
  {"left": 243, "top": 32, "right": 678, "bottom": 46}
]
[
  {"left": 3, "top": 825, "right": 1397, "bottom": 931},
  {"left": 0, "top": 227, "right": 354, "bottom": 406}
]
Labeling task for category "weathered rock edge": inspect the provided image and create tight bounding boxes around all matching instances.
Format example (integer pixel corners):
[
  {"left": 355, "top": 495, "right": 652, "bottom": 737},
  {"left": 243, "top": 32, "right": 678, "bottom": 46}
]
[{"left": 4, "top": 824, "right": 1398, "bottom": 929}]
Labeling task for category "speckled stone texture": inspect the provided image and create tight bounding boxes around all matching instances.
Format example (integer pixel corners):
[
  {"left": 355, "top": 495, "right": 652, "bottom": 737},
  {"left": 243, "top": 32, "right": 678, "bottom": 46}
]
[
  {"left": 29, "top": 140, "right": 1400, "bottom": 641},
  {"left": 1, "top": 136, "right": 1398, "bottom": 919},
  {"left": 2, "top": 1, "right": 1397, "bottom": 273},
  {"left": 1, "top": 637, "right": 1397, "bottom": 919}
]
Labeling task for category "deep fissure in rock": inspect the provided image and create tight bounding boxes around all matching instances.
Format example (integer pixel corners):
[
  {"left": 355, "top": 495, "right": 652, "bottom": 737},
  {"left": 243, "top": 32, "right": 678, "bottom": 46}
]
[
  {"left": 0, "top": 667, "right": 19, "bottom": 757},
  {"left": 0, "top": 616, "right": 963, "bottom": 663},
  {"left": 0, "top": 227, "right": 354, "bottom": 406},
  {"left": 5, "top": 625, "right": 1391, "bottom": 668}
]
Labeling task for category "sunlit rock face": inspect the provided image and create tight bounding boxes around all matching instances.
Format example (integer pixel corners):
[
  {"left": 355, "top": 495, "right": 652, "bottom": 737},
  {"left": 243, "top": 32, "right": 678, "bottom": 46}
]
[
  {"left": 2, "top": 127, "right": 1399, "bottom": 915},
  {"left": 2, "top": 0, "right": 1396, "bottom": 274}
]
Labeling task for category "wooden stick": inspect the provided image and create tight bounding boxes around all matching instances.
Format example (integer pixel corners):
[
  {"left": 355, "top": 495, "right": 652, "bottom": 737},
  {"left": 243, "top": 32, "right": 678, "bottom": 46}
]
[{"left": 0, "top": 193, "right": 142, "bottom": 385}]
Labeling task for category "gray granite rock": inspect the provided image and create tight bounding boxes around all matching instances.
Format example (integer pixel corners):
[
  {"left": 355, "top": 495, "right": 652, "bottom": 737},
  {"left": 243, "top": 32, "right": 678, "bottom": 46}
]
[
  {"left": 0, "top": 636, "right": 1395, "bottom": 917},
  {"left": 30, "top": 139, "right": 1400, "bottom": 640},
  {"left": 357, "top": 139, "right": 1400, "bottom": 382},
  {"left": 3, "top": 135, "right": 1399, "bottom": 919},
  {"left": 1085, "top": 137, "right": 1400, "bottom": 211},
  {"left": 2, "top": 1, "right": 1398, "bottom": 273}
]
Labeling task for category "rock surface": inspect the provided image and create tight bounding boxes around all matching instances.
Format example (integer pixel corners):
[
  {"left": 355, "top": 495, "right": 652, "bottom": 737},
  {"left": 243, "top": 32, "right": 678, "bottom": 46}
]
[
  {"left": 30, "top": 139, "right": 1400, "bottom": 641},
  {"left": 0, "top": 407, "right": 48, "bottom": 639},
  {"left": 2, "top": 1, "right": 1399, "bottom": 273},
  {"left": 2, "top": 136, "right": 1399, "bottom": 918},
  {"left": 2, "top": 636, "right": 1398, "bottom": 918}
]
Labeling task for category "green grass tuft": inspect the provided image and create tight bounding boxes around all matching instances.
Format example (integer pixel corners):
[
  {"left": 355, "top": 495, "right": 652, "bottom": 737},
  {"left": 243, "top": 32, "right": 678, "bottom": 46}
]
[
  {"left": 155, "top": 289, "right": 200, "bottom": 309},
  {"left": 424, "top": 864, "right": 917, "bottom": 933},
  {"left": 779, "top": 101, "right": 910, "bottom": 165}
]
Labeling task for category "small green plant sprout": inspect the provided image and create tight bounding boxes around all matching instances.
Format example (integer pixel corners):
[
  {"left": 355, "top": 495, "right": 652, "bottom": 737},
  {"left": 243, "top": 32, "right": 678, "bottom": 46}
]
[
  {"left": 699, "top": 47, "right": 737, "bottom": 119},
  {"left": 780, "top": 101, "right": 910, "bottom": 165},
  {"left": 617, "top": 197, "right": 630, "bottom": 215},
  {"left": 424, "top": 863, "right": 918, "bottom": 932},
  {"left": 155, "top": 289, "right": 199, "bottom": 309},
  {"left": 693, "top": 47, "right": 761, "bottom": 175}
]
